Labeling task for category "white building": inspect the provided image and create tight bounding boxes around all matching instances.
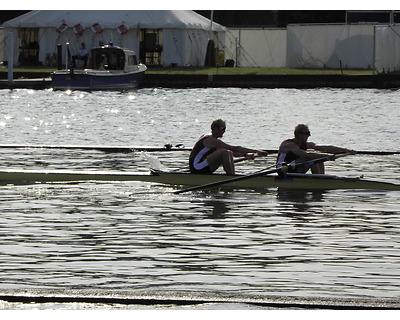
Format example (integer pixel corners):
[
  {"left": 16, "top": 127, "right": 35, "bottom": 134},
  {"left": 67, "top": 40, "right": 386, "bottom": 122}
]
[{"left": 225, "top": 28, "right": 287, "bottom": 68}]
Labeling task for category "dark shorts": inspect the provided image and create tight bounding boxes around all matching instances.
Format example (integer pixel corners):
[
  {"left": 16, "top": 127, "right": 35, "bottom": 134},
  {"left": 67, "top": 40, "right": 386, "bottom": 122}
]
[
  {"left": 189, "top": 162, "right": 213, "bottom": 174},
  {"left": 277, "top": 163, "right": 308, "bottom": 177},
  {"left": 287, "top": 166, "right": 301, "bottom": 173}
]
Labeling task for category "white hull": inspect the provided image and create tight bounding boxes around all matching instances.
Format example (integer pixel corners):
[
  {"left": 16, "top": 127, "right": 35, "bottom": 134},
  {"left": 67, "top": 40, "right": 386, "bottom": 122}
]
[{"left": 1, "top": 169, "right": 399, "bottom": 191}]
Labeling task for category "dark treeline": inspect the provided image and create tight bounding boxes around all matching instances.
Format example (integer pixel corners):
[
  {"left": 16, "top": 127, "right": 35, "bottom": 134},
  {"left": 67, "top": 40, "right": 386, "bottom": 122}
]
[
  {"left": 195, "top": 10, "right": 347, "bottom": 27},
  {"left": 0, "top": 10, "right": 346, "bottom": 27},
  {"left": 0, "top": 10, "right": 29, "bottom": 24},
  {"left": 1, "top": 10, "right": 395, "bottom": 28}
]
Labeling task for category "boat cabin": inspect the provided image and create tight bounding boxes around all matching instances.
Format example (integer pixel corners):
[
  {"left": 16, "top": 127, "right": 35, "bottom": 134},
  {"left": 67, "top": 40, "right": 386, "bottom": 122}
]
[{"left": 89, "top": 46, "right": 140, "bottom": 72}]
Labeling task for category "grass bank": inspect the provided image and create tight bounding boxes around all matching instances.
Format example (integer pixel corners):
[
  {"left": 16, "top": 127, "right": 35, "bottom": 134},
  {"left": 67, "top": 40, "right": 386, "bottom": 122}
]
[
  {"left": 146, "top": 67, "right": 375, "bottom": 76},
  {"left": 0, "top": 65, "right": 375, "bottom": 76}
]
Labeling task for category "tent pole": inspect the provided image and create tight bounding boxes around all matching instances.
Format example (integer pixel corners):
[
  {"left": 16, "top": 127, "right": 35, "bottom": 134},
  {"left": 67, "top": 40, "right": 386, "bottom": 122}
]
[
  {"left": 373, "top": 26, "right": 376, "bottom": 73},
  {"left": 66, "top": 42, "right": 69, "bottom": 69},
  {"left": 7, "top": 32, "right": 13, "bottom": 83},
  {"left": 210, "top": 10, "right": 214, "bottom": 37}
]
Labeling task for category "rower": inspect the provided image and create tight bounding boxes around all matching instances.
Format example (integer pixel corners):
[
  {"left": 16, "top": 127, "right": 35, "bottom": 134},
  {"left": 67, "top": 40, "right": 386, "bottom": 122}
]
[
  {"left": 189, "top": 118, "right": 267, "bottom": 175},
  {"left": 276, "top": 124, "right": 357, "bottom": 174}
]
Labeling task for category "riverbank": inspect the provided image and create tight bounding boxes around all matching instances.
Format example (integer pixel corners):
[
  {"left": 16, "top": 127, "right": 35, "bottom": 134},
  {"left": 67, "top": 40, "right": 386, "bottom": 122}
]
[
  {"left": 143, "top": 73, "right": 400, "bottom": 89},
  {"left": 1, "top": 69, "right": 400, "bottom": 89}
]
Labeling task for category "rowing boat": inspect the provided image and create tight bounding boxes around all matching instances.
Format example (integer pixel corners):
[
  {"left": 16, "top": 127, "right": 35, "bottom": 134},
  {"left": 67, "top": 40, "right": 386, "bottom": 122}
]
[{"left": 1, "top": 169, "right": 399, "bottom": 191}]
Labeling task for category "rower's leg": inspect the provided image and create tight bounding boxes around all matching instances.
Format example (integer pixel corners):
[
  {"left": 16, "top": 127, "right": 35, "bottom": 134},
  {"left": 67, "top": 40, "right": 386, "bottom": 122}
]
[
  {"left": 294, "top": 158, "right": 310, "bottom": 173},
  {"left": 207, "top": 149, "right": 235, "bottom": 174},
  {"left": 222, "top": 150, "right": 235, "bottom": 174},
  {"left": 311, "top": 162, "right": 325, "bottom": 174},
  {"left": 295, "top": 157, "right": 324, "bottom": 174}
]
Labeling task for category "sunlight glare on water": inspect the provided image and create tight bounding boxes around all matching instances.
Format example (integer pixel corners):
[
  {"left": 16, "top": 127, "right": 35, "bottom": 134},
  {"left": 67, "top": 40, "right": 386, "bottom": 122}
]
[{"left": 0, "top": 87, "right": 399, "bottom": 305}]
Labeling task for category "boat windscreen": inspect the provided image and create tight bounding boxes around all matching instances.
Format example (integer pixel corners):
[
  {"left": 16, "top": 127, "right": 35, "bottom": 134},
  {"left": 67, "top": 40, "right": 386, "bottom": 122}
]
[{"left": 90, "top": 49, "right": 125, "bottom": 70}]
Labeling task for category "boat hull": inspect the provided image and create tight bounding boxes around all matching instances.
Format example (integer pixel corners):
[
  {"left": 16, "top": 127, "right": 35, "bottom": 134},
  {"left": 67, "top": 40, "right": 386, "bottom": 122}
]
[
  {"left": 1, "top": 169, "right": 400, "bottom": 191},
  {"left": 51, "top": 68, "right": 145, "bottom": 90}
]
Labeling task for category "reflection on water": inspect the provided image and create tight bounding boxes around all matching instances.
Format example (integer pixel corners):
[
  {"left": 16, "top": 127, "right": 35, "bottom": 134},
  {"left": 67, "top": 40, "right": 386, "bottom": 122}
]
[
  {"left": 1, "top": 171, "right": 400, "bottom": 299},
  {"left": 0, "top": 88, "right": 400, "bottom": 303},
  {"left": 196, "top": 200, "right": 231, "bottom": 218},
  {"left": 277, "top": 190, "right": 326, "bottom": 213}
]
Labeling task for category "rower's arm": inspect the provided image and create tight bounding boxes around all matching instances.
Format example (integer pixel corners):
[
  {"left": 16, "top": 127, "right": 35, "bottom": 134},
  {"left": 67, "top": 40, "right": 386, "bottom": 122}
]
[
  {"left": 230, "top": 145, "right": 261, "bottom": 156},
  {"left": 215, "top": 140, "right": 266, "bottom": 157},
  {"left": 280, "top": 141, "right": 308, "bottom": 157},
  {"left": 283, "top": 141, "right": 332, "bottom": 160},
  {"left": 312, "top": 144, "right": 357, "bottom": 154}
]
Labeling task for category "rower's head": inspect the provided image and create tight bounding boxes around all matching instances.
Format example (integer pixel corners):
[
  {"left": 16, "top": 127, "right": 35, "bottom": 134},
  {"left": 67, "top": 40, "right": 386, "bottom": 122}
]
[
  {"left": 294, "top": 124, "right": 311, "bottom": 138},
  {"left": 211, "top": 118, "right": 226, "bottom": 136}
]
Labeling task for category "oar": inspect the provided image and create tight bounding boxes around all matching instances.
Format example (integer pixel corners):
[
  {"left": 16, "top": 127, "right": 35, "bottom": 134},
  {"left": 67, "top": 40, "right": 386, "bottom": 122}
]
[
  {"left": 174, "top": 154, "right": 348, "bottom": 194},
  {"left": 0, "top": 144, "right": 191, "bottom": 153},
  {"left": 262, "top": 150, "right": 400, "bottom": 155},
  {"left": 3, "top": 144, "right": 397, "bottom": 155},
  {"left": 355, "top": 151, "right": 400, "bottom": 155},
  {"left": 268, "top": 150, "right": 400, "bottom": 155}
]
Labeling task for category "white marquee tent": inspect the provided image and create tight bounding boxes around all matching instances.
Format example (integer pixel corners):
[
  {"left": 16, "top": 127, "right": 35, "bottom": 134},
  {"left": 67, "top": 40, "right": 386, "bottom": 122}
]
[{"left": 2, "top": 10, "right": 226, "bottom": 67}]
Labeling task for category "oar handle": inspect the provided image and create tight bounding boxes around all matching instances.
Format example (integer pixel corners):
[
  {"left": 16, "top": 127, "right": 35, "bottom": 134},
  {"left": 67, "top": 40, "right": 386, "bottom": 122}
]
[
  {"left": 234, "top": 153, "right": 267, "bottom": 163},
  {"left": 333, "top": 152, "right": 351, "bottom": 160},
  {"left": 234, "top": 157, "right": 247, "bottom": 163}
]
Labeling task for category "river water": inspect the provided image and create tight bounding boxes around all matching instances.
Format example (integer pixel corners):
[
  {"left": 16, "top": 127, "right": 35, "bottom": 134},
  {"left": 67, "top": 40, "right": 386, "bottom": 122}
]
[{"left": 0, "top": 87, "right": 399, "bottom": 310}]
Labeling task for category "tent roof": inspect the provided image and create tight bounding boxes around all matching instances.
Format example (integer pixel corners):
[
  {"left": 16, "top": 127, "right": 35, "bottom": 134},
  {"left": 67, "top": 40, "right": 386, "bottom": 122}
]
[{"left": 3, "top": 10, "right": 226, "bottom": 31}]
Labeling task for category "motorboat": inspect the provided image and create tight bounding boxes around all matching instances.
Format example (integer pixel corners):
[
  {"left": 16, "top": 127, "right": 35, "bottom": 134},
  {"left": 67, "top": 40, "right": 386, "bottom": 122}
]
[{"left": 51, "top": 45, "right": 146, "bottom": 90}]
